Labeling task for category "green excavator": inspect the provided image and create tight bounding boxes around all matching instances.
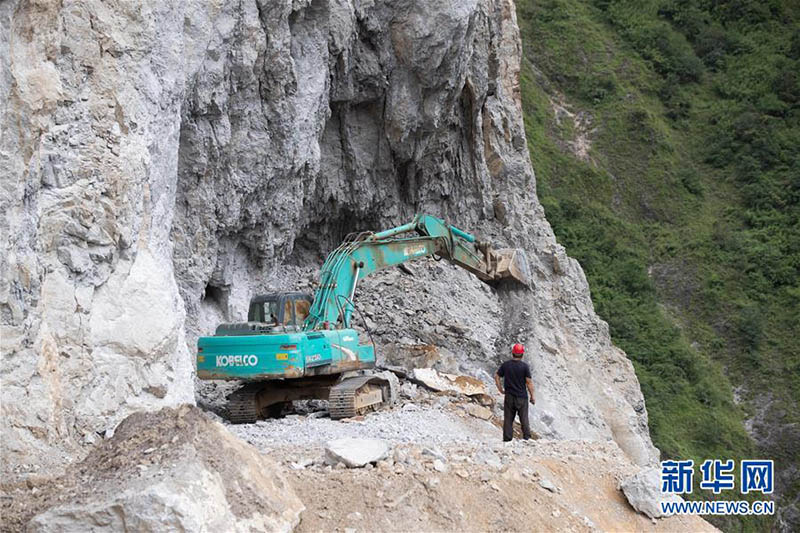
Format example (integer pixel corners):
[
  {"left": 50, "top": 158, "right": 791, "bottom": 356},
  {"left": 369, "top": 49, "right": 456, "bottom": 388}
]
[{"left": 196, "top": 214, "right": 529, "bottom": 423}]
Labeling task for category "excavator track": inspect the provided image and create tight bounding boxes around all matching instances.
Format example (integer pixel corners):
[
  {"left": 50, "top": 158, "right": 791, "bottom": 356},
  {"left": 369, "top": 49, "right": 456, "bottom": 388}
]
[
  {"left": 227, "top": 383, "right": 263, "bottom": 424},
  {"left": 329, "top": 376, "right": 390, "bottom": 420}
]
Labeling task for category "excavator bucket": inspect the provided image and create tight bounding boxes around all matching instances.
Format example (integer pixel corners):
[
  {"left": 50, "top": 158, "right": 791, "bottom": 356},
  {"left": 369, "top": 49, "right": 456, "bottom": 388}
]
[{"left": 492, "top": 248, "right": 531, "bottom": 287}]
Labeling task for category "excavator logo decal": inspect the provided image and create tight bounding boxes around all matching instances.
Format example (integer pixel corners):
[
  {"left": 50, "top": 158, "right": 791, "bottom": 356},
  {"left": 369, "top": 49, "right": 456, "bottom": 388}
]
[{"left": 216, "top": 355, "right": 258, "bottom": 367}]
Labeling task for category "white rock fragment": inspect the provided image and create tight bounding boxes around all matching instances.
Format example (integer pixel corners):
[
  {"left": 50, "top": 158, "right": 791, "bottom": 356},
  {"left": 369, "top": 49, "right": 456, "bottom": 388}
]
[
  {"left": 422, "top": 447, "right": 447, "bottom": 462},
  {"left": 290, "top": 458, "right": 313, "bottom": 470},
  {"left": 399, "top": 382, "right": 420, "bottom": 399},
  {"left": 424, "top": 477, "right": 440, "bottom": 489},
  {"left": 539, "top": 478, "right": 558, "bottom": 493},
  {"left": 394, "top": 449, "right": 409, "bottom": 464},
  {"left": 474, "top": 449, "right": 503, "bottom": 469},
  {"left": 325, "top": 438, "right": 389, "bottom": 468}
]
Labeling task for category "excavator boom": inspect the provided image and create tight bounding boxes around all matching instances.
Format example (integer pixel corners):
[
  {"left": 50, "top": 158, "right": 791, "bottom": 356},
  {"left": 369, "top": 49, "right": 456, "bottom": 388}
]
[{"left": 305, "top": 214, "right": 529, "bottom": 330}]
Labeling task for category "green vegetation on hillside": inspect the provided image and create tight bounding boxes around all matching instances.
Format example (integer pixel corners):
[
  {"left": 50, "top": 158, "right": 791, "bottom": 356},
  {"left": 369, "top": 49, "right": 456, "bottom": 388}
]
[{"left": 515, "top": 0, "right": 799, "bottom": 529}]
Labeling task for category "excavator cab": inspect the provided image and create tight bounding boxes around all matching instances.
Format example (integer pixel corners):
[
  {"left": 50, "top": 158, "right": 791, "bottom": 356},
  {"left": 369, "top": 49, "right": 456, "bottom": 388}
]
[{"left": 247, "top": 292, "right": 313, "bottom": 328}]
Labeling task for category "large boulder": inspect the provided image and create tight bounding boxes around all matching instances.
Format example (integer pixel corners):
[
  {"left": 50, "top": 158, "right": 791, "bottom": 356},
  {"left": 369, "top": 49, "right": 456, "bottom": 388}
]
[
  {"left": 26, "top": 406, "right": 304, "bottom": 532},
  {"left": 620, "top": 466, "right": 683, "bottom": 519},
  {"left": 412, "top": 368, "right": 489, "bottom": 398}
]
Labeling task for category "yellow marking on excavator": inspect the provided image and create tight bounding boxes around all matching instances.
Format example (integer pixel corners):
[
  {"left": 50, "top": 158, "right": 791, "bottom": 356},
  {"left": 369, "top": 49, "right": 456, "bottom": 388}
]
[{"left": 276, "top": 353, "right": 288, "bottom": 360}]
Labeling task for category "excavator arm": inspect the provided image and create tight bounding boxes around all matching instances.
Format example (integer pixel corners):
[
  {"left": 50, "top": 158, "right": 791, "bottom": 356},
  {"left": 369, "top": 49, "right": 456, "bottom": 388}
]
[{"left": 304, "top": 214, "right": 529, "bottom": 331}]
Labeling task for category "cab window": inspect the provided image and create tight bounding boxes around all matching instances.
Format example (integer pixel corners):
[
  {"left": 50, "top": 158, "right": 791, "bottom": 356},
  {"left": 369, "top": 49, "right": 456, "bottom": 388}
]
[
  {"left": 248, "top": 298, "right": 280, "bottom": 324},
  {"left": 282, "top": 299, "right": 295, "bottom": 326},
  {"left": 294, "top": 298, "right": 310, "bottom": 324},
  {"left": 267, "top": 300, "right": 281, "bottom": 324}
]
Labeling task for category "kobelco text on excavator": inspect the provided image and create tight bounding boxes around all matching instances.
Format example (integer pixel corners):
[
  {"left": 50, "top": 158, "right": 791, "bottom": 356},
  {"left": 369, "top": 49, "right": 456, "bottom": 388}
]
[{"left": 196, "top": 214, "right": 529, "bottom": 423}]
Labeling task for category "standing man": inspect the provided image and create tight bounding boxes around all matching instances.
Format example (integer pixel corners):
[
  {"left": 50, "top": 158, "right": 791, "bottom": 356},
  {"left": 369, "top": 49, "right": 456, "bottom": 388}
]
[{"left": 495, "top": 343, "right": 535, "bottom": 441}]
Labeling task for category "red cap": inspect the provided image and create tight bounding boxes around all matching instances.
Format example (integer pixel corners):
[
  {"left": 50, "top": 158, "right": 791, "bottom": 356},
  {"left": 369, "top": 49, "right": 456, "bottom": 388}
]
[{"left": 512, "top": 343, "right": 525, "bottom": 355}]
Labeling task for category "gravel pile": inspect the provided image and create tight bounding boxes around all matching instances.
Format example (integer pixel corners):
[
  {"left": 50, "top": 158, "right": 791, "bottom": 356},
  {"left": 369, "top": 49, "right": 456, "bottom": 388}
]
[
  {"left": 229, "top": 402, "right": 498, "bottom": 450},
  {"left": 352, "top": 261, "right": 511, "bottom": 374}
]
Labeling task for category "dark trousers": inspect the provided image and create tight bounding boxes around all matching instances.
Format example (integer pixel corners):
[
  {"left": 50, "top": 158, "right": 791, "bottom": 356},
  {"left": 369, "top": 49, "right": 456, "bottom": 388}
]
[{"left": 503, "top": 394, "right": 531, "bottom": 441}]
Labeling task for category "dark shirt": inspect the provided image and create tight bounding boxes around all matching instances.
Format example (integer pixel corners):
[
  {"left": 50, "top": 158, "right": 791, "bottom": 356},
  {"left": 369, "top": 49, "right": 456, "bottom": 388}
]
[{"left": 497, "top": 359, "right": 531, "bottom": 398}]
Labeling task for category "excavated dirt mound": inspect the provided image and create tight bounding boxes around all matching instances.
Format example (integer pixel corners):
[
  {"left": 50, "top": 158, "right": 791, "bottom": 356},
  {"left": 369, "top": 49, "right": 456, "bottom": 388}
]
[
  {"left": 1, "top": 406, "right": 303, "bottom": 532},
  {"left": 3, "top": 391, "right": 715, "bottom": 532},
  {"left": 272, "top": 439, "right": 715, "bottom": 533},
  {"left": 224, "top": 381, "right": 714, "bottom": 532}
]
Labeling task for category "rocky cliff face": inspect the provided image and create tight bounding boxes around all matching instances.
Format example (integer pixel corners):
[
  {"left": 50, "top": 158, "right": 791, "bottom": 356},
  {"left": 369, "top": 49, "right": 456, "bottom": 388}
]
[{"left": 1, "top": 0, "right": 657, "bottom": 472}]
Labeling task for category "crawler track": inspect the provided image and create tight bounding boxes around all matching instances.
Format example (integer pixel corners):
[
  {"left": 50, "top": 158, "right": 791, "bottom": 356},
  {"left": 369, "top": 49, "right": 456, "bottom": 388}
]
[
  {"left": 328, "top": 376, "right": 389, "bottom": 419},
  {"left": 227, "top": 383, "right": 262, "bottom": 424},
  {"left": 226, "top": 375, "right": 391, "bottom": 423}
]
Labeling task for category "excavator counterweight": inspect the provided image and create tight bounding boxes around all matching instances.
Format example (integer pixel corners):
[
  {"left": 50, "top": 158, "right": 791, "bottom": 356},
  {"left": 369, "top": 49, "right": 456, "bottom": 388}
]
[{"left": 196, "top": 214, "right": 529, "bottom": 423}]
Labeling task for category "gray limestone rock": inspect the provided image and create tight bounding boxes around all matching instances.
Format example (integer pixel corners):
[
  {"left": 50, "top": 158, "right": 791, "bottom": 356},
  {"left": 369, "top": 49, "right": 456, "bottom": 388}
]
[
  {"left": 474, "top": 448, "right": 503, "bottom": 469},
  {"left": 620, "top": 467, "right": 683, "bottom": 519}
]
